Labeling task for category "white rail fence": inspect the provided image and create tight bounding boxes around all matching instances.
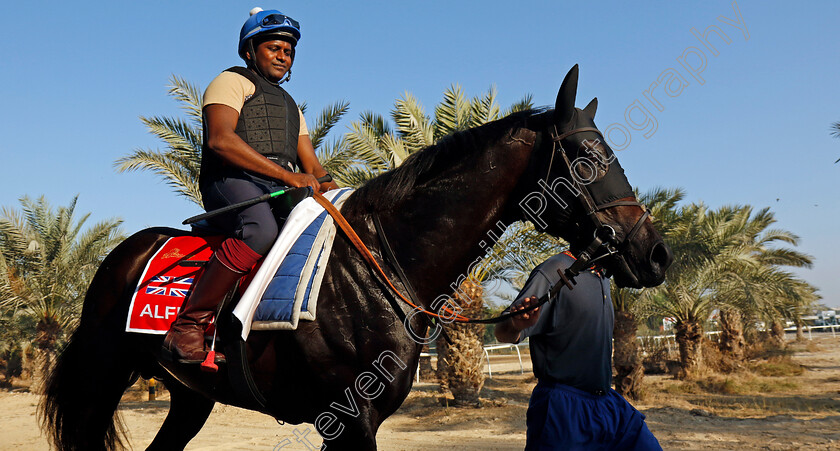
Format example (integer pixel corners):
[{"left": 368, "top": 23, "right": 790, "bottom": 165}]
[
  {"left": 638, "top": 325, "right": 840, "bottom": 352},
  {"left": 784, "top": 324, "right": 840, "bottom": 339},
  {"left": 417, "top": 343, "right": 529, "bottom": 382},
  {"left": 417, "top": 325, "right": 838, "bottom": 382}
]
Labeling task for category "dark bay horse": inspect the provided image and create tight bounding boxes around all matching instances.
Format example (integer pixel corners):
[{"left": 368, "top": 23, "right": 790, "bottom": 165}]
[{"left": 42, "top": 66, "right": 672, "bottom": 450}]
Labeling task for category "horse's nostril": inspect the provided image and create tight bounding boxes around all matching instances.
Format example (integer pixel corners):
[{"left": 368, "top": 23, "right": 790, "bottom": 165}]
[{"left": 649, "top": 242, "right": 673, "bottom": 270}]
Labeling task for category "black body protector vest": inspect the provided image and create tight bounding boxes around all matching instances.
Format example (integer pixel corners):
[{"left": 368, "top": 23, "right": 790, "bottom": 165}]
[{"left": 200, "top": 66, "right": 300, "bottom": 189}]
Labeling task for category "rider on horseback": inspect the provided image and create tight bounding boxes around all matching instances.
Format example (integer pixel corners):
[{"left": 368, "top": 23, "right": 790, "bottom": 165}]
[{"left": 162, "top": 7, "right": 338, "bottom": 366}]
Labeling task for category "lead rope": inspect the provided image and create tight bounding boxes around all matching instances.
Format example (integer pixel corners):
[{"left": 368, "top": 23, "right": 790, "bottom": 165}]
[{"left": 313, "top": 192, "right": 585, "bottom": 324}]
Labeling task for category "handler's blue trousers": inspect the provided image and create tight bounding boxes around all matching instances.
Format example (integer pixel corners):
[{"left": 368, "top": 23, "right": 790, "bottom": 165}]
[{"left": 525, "top": 381, "right": 662, "bottom": 450}]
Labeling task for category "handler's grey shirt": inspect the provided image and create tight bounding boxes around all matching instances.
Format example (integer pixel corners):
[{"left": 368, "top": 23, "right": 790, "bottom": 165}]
[{"left": 511, "top": 253, "right": 613, "bottom": 394}]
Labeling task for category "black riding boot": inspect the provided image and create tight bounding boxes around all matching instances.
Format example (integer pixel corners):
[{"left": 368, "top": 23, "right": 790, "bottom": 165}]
[{"left": 162, "top": 256, "right": 243, "bottom": 364}]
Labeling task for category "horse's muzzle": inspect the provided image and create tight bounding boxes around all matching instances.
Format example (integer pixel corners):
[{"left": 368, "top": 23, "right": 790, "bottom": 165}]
[{"left": 647, "top": 240, "right": 673, "bottom": 286}]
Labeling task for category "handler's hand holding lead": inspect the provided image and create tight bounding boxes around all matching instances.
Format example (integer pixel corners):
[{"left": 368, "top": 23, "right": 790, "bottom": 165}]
[{"left": 511, "top": 295, "right": 541, "bottom": 330}]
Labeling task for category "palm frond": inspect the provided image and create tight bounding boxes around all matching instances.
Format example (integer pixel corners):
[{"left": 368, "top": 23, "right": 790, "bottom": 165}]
[
  {"left": 392, "top": 93, "right": 433, "bottom": 153},
  {"left": 136, "top": 115, "right": 203, "bottom": 165},
  {"left": 503, "top": 94, "right": 534, "bottom": 116},
  {"left": 380, "top": 134, "right": 410, "bottom": 167},
  {"left": 167, "top": 75, "right": 204, "bottom": 128},
  {"left": 359, "top": 111, "right": 392, "bottom": 137},
  {"left": 756, "top": 247, "right": 813, "bottom": 269},
  {"left": 434, "top": 84, "right": 471, "bottom": 138},
  {"left": 468, "top": 85, "right": 501, "bottom": 129},
  {"left": 113, "top": 149, "right": 202, "bottom": 205},
  {"left": 345, "top": 122, "right": 393, "bottom": 170},
  {"left": 309, "top": 100, "right": 350, "bottom": 151},
  {"left": 316, "top": 137, "right": 354, "bottom": 174},
  {"left": 333, "top": 166, "right": 380, "bottom": 189}
]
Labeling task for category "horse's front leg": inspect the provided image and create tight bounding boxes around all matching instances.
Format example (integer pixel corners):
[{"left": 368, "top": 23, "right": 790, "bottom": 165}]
[
  {"left": 317, "top": 403, "right": 380, "bottom": 451},
  {"left": 321, "top": 422, "right": 378, "bottom": 450}
]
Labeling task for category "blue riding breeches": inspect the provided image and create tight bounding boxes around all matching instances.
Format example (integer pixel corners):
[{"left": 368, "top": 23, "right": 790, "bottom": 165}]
[{"left": 201, "top": 172, "right": 283, "bottom": 256}]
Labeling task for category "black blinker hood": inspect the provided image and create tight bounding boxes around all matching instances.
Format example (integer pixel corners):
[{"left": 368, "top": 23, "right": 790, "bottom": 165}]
[{"left": 587, "top": 156, "right": 634, "bottom": 206}]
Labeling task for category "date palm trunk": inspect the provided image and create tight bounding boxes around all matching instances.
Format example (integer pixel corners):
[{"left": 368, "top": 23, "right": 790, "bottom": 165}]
[
  {"left": 613, "top": 310, "right": 644, "bottom": 400},
  {"left": 436, "top": 279, "right": 486, "bottom": 406},
  {"left": 718, "top": 307, "right": 745, "bottom": 361},
  {"left": 419, "top": 344, "right": 434, "bottom": 380},
  {"left": 794, "top": 316, "right": 805, "bottom": 342},
  {"left": 770, "top": 320, "right": 786, "bottom": 349},
  {"left": 33, "top": 315, "right": 62, "bottom": 393},
  {"left": 674, "top": 319, "right": 703, "bottom": 379}
]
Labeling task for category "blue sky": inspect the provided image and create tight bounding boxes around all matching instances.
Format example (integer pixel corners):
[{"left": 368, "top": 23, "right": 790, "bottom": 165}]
[{"left": 1, "top": 1, "right": 838, "bottom": 306}]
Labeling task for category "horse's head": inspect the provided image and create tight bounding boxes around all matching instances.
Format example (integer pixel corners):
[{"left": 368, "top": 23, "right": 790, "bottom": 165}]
[{"left": 518, "top": 65, "right": 672, "bottom": 288}]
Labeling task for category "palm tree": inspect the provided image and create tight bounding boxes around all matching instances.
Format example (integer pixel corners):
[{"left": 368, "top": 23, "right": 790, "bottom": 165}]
[
  {"left": 0, "top": 196, "right": 124, "bottom": 384},
  {"left": 114, "top": 75, "right": 363, "bottom": 205},
  {"left": 612, "top": 187, "right": 683, "bottom": 399},
  {"left": 832, "top": 121, "right": 840, "bottom": 163},
  {"left": 782, "top": 279, "right": 820, "bottom": 341},
  {"left": 644, "top": 203, "right": 814, "bottom": 378},
  {"left": 114, "top": 76, "right": 204, "bottom": 206},
  {"left": 715, "top": 205, "right": 813, "bottom": 354},
  {"left": 717, "top": 305, "right": 746, "bottom": 362},
  {"left": 731, "top": 267, "right": 819, "bottom": 349}
]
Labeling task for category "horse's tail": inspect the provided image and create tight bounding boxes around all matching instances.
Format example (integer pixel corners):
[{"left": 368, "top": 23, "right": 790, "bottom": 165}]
[
  {"left": 40, "top": 321, "right": 136, "bottom": 450},
  {"left": 40, "top": 230, "right": 169, "bottom": 450}
]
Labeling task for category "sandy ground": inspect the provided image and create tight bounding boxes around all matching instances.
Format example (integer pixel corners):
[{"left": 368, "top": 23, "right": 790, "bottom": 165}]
[{"left": 2, "top": 335, "right": 840, "bottom": 450}]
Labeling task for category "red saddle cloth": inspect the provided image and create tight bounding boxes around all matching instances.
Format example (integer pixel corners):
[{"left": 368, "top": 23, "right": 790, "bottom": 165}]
[{"left": 126, "top": 235, "right": 223, "bottom": 334}]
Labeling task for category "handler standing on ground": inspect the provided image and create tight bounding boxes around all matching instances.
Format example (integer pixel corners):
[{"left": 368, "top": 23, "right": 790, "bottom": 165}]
[
  {"left": 495, "top": 252, "right": 661, "bottom": 450},
  {"left": 163, "top": 7, "right": 338, "bottom": 365}
]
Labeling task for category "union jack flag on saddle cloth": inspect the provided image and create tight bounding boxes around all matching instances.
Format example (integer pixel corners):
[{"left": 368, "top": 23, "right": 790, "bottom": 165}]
[{"left": 125, "top": 236, "right": 222, "bottom": 334}]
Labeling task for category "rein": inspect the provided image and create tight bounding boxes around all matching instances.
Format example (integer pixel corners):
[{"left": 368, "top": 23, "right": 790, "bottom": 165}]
[
  {"left": 313, "top": 192, "right": 536, "bottom": 324},
  {"left": 312, "top": 192, "right": 471, "bottom": 322},
  {"left": 311, "top": 125, "right": 650, "bottom": 324}
]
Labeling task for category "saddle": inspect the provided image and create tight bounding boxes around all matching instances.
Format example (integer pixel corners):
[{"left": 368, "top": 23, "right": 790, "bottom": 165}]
[{"left": 125, "top": 188, "right": 353, "bottom": 336}]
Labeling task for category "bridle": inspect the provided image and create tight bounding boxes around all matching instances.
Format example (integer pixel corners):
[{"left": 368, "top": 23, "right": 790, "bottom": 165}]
[{"left": 546, "top": 125, "right": 651, "bottom": 289}]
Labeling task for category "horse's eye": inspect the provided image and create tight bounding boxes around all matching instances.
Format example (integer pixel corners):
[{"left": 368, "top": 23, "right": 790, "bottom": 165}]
[{"left": 579, "top": 141, "right": 611, "bottom": 181}]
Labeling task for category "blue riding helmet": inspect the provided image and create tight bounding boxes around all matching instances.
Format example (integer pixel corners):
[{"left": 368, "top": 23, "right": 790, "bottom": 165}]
[{"left": 238, "top": 8, "right": 301, "bottom": 61}]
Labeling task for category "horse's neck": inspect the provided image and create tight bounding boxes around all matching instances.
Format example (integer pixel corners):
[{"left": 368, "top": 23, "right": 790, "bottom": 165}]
[{"left": 383, "top": 131, "right": 536, "bottom": 304}]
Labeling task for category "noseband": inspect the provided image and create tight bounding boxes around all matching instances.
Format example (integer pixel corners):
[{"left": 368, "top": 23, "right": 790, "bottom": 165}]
[{"left": 547, "top": 126, "right": 651, "bottom": 288}]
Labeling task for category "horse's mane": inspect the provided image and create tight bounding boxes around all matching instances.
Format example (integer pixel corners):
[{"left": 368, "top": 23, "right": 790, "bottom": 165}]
[{"left": 345, "top": 109, "right": 549, "bottom": 214}]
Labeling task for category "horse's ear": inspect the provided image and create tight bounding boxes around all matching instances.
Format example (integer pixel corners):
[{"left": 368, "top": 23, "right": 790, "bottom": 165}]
[
  {"left": 555, "top": 64, "right": 579, "bottom": 126},
  {"left": 583, "top": 97, "right": 598, "bottom": 119}
]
